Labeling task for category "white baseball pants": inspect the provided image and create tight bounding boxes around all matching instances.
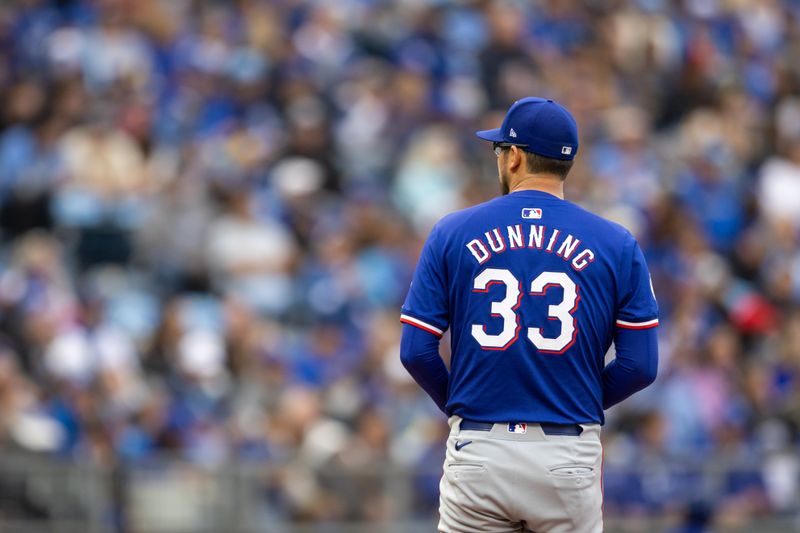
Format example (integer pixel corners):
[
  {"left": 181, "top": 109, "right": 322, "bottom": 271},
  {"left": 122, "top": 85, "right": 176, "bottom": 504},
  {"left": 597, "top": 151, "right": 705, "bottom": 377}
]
[{"left": 438, "top": 416, "right": 603, "bottom": 533}]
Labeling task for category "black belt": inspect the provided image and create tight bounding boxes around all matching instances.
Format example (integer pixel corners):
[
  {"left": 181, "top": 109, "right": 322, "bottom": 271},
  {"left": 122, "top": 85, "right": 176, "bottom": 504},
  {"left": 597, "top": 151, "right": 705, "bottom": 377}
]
[{"left": 460, "top": 418, "right": 583, "bottom": 436}]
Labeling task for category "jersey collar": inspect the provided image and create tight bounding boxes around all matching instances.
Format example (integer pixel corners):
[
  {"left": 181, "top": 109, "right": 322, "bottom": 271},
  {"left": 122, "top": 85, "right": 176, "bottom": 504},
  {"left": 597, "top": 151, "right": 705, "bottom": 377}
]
[{"left": 507, "top": 189, "right": 564, "bottom": 201}]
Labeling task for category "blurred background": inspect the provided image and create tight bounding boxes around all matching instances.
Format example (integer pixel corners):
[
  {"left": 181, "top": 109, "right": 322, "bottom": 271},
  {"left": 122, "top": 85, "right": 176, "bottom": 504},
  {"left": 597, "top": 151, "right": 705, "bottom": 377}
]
[{"left": 0, "top": 0, "right": 799, "bottom": 531}]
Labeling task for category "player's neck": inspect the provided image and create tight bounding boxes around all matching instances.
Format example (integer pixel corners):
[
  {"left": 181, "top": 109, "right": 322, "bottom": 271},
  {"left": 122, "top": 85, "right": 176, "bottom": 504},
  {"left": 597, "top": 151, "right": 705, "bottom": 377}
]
[{"left": 507, "top": 174, "right": 565, "bottom": 199}]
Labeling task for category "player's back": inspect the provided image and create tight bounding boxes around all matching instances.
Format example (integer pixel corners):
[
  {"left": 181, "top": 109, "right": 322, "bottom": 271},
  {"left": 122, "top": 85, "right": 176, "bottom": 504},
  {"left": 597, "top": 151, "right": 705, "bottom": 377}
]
[{"left": 401, "top": 189, "right": 658, "bottom": 425}]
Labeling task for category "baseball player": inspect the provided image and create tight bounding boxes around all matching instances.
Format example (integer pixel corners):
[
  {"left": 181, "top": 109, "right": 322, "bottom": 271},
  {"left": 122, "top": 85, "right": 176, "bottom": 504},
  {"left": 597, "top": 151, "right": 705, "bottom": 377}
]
[{"left": 399, "top": 97, "right": 659, "bottom": 532}]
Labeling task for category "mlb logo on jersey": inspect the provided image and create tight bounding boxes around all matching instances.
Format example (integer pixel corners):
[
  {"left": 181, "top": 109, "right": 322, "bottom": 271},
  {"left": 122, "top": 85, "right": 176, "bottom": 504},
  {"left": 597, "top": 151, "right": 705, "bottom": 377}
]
[
  {"left": 521, "top": 208, "right": 542, "bottom": 219},
  {"left": 508, "top": 423, "right": 527, "bottom": 434}
]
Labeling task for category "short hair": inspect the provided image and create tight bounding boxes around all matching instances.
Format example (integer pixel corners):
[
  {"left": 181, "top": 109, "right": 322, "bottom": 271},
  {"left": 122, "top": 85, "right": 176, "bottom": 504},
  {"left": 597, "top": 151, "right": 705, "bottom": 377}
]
[{"left": 524, "top": 151, "right": 574, "bottom": 180}]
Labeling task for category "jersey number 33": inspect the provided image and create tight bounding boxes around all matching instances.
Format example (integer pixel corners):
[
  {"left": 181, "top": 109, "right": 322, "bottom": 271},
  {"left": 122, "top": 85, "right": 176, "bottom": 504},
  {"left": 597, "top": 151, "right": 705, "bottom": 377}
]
[{"left": 471, "top": 268, "right": 579, "bottom": 354}]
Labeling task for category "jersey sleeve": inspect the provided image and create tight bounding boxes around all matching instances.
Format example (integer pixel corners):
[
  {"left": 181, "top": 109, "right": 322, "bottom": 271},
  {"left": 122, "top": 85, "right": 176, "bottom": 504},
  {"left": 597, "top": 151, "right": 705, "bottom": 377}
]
[
  {"left": 615, "top": 235, "right": 659, "bottom": 330},
  {"left": 400, "top": 224, "right": 449, "bottom": 338}
]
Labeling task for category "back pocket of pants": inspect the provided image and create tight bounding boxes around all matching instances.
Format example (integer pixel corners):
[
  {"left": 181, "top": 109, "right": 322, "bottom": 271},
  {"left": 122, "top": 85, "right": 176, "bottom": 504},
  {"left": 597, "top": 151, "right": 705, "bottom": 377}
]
[
  {"left": 548, "top": 465, "right": 595, "bottom": 480},
  {"left": 446, "top": 463, "right": 486, "bottom": 480},
  {"left": 547, "top": 463, "right": 600, "bottom": 527}
]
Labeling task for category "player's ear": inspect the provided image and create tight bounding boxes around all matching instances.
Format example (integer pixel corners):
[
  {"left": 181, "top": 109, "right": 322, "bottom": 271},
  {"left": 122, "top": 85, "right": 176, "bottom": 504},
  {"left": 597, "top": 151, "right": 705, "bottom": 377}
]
[{"left": 509, "top": 146, "right": 524, "bottom": 172}]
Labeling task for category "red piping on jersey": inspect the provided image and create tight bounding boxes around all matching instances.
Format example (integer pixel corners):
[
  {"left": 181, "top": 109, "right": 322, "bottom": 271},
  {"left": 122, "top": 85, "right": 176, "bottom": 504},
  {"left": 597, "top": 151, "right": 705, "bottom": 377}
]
[
  {"left": 400, "top": 317, "right": 444, "bottom": 338},
  {"left": 615, "top": 320, "right": 659, "bottom": 330}
]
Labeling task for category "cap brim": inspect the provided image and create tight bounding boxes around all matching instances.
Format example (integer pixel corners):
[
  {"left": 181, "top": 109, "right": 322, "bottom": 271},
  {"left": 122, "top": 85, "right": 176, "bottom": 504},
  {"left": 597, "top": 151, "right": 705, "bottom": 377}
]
[{"left": 475, "top": 128, "right": 505, "bottom": 142}]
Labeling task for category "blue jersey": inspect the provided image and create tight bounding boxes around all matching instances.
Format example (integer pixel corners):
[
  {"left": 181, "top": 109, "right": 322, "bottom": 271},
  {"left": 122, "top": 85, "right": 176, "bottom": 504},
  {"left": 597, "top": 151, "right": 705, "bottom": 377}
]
[{"left": 400, "top": 190, "right": 659, "bottom": 424}]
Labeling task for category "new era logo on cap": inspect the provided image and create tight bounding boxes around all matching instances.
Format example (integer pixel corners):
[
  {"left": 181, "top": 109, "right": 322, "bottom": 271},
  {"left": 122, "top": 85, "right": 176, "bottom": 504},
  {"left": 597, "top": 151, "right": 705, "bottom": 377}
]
[
  {"left": 561, "top": 146, "right": 572, "bottom": 155},
  {"left": 521, "top": 208, "right": 542, "bottom": 219},
  {"left": 509, "top": 128, "right": 517, "bottom": 138}
]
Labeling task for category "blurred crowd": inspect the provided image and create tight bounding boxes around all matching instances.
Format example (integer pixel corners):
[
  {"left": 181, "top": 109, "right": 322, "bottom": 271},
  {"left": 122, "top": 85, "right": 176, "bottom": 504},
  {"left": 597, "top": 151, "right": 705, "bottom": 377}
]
[{"left": 0, "top": 0, "right": 799, "bottom": 527}]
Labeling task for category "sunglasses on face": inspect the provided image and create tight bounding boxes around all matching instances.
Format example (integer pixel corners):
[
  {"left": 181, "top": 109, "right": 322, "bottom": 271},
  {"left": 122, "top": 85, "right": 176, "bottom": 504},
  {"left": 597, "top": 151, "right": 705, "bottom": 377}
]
[{"left": 493, "top": 142, "right": 528, "bottom": 156}]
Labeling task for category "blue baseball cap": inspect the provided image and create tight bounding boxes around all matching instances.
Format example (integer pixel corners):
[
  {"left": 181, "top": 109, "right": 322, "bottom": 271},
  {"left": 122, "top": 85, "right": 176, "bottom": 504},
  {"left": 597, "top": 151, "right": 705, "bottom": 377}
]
[{"left": 476, "top": 97, "right": 579, "bottom": 161}]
